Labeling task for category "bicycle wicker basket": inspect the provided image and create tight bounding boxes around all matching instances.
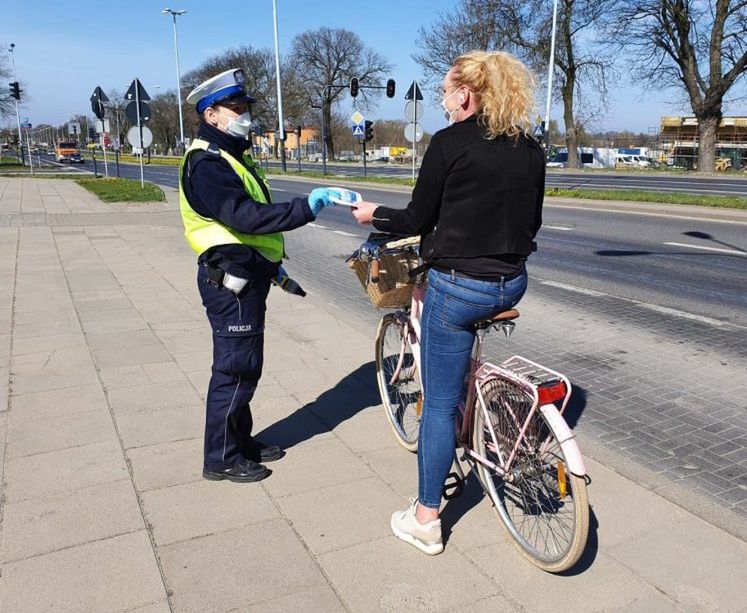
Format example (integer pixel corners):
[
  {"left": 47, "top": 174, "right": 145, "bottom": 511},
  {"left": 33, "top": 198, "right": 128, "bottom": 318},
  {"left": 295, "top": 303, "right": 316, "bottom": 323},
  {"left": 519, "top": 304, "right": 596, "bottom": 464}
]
[{"left": 348, "top": 236, "right": 422, "bottom": 308}]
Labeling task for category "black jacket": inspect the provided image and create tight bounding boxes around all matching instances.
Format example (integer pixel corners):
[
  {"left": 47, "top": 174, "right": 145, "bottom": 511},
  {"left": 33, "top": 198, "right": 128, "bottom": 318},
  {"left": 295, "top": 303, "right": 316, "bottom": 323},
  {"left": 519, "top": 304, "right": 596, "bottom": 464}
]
[
  {"left": 372, "top": 115, "right": 544, "bottom": 273},
  {"left": 182, "top": 122, "right": 314, "bottom": 277}
]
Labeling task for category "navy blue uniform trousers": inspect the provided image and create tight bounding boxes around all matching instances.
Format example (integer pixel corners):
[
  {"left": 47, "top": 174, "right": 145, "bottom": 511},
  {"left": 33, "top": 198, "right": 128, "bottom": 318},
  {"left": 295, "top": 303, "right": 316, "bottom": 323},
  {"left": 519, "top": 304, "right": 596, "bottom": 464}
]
[{"left": 197, "top": 265, "right": 271, "bottom": 471}]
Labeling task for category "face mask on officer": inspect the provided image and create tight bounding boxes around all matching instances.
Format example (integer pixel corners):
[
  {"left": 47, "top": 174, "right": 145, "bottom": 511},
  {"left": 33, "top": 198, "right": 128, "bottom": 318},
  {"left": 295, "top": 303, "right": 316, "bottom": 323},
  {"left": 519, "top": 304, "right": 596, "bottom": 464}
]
[{"left": 212, "top": 107, "right": 253, "bottom": 139}]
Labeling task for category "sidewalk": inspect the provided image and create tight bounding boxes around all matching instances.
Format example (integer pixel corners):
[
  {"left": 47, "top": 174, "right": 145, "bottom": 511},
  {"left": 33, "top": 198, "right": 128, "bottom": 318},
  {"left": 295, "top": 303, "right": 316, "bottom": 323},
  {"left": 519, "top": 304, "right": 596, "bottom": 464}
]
[{"left": 0, "top": 178, "right": 745, "bottom": 612}]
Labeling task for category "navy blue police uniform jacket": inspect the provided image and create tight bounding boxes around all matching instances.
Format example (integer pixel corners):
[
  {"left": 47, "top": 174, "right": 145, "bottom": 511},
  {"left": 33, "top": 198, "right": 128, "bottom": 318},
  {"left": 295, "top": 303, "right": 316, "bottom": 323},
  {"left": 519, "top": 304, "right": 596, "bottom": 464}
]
[{"left": 182, "top": 121, "right": 315, "bottom": 280}]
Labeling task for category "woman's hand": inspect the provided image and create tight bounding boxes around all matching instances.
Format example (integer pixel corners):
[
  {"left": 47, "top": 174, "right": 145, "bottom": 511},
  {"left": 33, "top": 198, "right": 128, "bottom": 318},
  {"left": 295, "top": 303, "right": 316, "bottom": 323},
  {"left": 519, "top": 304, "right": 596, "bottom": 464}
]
[{"left": 351, "top": 201, "right": 378, "bottom": 225}]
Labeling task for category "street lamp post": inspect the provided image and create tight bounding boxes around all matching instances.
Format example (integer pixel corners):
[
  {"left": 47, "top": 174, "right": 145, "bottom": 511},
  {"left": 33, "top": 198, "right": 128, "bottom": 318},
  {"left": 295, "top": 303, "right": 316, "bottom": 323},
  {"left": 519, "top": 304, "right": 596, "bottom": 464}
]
[
  {"left": 544, "top": 0, "right": 559, "bottom": 156},
  {"left": 8, "top": 44, "right": 24, "bottom": 166},
  {"left": 272, "top": 0, "right": 287, "bottom": 172},
  {"left": 162, "top": 8, "right": 186, "bottom": 154}
]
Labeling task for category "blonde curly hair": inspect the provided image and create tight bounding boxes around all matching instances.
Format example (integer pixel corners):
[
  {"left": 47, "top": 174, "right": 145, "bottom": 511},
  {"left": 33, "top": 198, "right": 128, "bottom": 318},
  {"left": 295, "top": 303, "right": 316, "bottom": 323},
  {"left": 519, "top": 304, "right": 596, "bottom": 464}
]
[{"left": 451, "top": 50, "right": 537, "bottom": 139}]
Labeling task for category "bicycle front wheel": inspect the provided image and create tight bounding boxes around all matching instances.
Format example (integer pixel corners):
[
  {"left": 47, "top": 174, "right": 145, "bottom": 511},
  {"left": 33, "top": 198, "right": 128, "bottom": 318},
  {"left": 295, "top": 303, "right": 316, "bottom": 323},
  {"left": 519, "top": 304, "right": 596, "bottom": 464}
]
[
  {"left": 375, "top": 314, "right": 421, "bottom": 452},
  {"left": 472, "top": 377, "right": 589, "bottom": 573}
]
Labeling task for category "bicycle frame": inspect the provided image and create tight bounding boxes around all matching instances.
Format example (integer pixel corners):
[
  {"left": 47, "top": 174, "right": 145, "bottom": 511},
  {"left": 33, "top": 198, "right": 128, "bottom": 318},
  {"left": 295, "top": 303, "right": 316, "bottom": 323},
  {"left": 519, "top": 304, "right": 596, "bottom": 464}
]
[{"left": 389, "top": 283, "right": 585, "bottom": 482}]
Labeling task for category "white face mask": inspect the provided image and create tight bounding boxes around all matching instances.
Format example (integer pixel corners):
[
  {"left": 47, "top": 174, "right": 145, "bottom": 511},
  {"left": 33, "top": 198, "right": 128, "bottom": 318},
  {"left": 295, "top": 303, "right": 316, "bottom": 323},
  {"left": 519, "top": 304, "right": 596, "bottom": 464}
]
[
  {"left": 441, "top": 88, "right": 462, "bottom": 125},
  {"left": 217, "top": 109, "right": 253, "bottom": 138}
]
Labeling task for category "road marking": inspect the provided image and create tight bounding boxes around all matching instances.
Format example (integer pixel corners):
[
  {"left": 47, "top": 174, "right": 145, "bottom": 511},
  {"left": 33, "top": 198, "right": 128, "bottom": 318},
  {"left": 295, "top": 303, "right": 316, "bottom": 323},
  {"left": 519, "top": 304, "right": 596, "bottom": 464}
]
[
  {"left": 543, "top": 225, "right": 574, "bottom": 231},
  {"left": 308, "top": 223, "right": 328, "bottom": 229},
  {"left": 663, "top": 242, "right": 746, "bottom": 257},
  {"left": 332, "top": 230, "right": 360, "bottom": 237},
  {"left": 539, "top": 280, "right": 606, "bottom": 296},
  {"left": 536, "top": 277, "right": 737, "bottom": 329},
  {"left": 638, "top": 303, "right": 728, "bottom": 327}
]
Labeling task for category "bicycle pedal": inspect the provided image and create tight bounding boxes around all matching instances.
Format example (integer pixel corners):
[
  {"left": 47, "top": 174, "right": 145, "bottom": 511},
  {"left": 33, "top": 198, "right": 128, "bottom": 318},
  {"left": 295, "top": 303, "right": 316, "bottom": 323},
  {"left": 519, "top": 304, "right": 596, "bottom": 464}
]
[{"left": 442, "top": 472, "right": 465, "bottom": 500}]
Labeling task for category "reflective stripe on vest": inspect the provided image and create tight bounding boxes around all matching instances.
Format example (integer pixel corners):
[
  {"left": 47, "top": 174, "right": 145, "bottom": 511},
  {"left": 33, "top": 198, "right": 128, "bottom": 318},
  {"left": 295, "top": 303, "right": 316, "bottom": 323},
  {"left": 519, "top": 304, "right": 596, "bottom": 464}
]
[{"left": 178, "top": 138, "right": 284, "bottom": 262}]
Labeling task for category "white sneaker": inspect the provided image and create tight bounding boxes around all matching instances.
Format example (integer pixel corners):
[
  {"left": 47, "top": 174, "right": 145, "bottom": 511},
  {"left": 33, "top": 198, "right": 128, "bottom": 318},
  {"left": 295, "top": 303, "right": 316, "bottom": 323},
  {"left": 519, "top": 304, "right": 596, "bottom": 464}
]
[{"left": 391, "top": 498, "right": 443, "bottom": 555}]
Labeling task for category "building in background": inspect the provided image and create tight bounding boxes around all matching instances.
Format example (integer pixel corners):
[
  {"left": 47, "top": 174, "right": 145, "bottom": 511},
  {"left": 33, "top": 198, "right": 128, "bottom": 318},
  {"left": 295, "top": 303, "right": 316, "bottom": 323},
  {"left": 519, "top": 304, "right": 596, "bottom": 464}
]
[{"left": 659, "top": 116, "right": 747, "bottom": 170}]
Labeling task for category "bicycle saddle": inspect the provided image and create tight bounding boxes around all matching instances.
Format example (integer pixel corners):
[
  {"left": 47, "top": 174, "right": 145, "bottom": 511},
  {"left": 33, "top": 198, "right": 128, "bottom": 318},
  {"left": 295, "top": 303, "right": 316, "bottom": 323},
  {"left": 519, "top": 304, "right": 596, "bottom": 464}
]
[{"left": 474, "top": 309, "right": 520, "bottom": 330}]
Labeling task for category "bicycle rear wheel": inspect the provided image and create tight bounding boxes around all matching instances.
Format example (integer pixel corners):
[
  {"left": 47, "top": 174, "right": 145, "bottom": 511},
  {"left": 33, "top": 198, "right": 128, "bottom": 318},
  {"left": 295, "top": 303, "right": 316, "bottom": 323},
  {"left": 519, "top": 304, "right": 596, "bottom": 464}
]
[
  {"left": 472, "top": 377, "right": 589, "bottom": 573},
  {"left": 375, "top": 314, "right": 421, "bottom": 452}
]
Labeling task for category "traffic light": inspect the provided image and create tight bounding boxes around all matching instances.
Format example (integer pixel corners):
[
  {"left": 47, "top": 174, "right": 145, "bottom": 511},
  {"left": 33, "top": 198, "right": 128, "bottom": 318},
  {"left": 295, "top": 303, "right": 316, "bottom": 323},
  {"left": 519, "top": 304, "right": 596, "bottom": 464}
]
[
  {"left": 295, "top": 125, "right": 302, "bottom": 138},
  {"left": 349, "top": 77, "right": 359, "bottom": 98},
  {"left": 386, "top": 79, "right": 395, "bottom": 98},
  {"left": 364, "top": 120, "right": 374, "bottom": 142},
  {"left": 91, "top": 99, "right": 105, "bottom": 120},
  {"left": 9, "top": 82, "right": 21, "bottom": 100}
]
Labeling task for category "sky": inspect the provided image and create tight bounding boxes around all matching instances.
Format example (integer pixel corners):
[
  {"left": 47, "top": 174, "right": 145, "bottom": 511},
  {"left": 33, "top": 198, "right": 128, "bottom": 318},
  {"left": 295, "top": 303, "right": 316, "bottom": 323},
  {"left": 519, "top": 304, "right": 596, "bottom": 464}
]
[{"left": 1, "top": 0, "right": 703, "bottom": 136}]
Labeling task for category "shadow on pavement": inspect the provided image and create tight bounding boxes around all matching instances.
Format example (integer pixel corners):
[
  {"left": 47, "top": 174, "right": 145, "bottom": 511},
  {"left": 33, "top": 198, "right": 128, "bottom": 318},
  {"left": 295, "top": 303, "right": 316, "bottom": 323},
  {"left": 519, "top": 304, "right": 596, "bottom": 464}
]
[
  {"left": 255, "top": 361, "right": 380, "bottom": 449},
  {"left": 563, "top": 385, "right": 588, "bottom": 430}
]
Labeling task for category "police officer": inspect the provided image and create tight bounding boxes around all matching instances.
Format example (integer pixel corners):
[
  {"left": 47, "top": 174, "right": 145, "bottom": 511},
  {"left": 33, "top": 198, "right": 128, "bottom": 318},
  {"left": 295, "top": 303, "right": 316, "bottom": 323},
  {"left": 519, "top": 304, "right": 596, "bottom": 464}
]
[{"left": 180, "top": 68, "right": 339, "bottom": 483}]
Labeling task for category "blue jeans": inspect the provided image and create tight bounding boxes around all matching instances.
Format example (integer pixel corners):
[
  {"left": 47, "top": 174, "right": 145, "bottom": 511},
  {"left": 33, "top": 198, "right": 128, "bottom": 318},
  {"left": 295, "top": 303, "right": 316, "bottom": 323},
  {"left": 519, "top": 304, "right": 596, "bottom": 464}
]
[{"left": 418, "top": 267, "right": 528, "bottom": 508}]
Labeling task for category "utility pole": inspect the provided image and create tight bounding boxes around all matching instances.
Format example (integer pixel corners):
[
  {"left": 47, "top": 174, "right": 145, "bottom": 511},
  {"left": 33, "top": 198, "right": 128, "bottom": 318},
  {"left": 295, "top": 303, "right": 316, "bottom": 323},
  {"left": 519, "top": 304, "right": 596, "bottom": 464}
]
[
  {"left": 543, "top": 0, "right": 559, "bottom": 157},
  {"left": 162, "top": 8, "right": 186, "bottom": 153},
  {"left": 271, "top": 0, "right": 287, "bottom": 172},
  {"left": 9, "top": 44, "right": 24, "bottom": 166}
]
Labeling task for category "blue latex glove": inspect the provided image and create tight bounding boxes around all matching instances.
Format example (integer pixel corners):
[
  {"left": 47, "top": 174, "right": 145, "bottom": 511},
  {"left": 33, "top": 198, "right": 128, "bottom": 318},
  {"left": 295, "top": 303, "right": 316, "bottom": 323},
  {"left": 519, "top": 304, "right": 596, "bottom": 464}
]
[{"left": 307, "top": 188, "right": 338, "bottom": 216}]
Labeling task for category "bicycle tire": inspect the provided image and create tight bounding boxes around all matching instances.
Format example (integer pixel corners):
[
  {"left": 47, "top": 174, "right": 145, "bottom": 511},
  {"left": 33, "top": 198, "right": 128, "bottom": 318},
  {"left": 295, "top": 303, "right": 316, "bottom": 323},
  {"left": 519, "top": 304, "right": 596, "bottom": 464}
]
[
  {"left": 375, "top": 314, "right": 421, "bottom": 452},
  {"left": 472, "top": 376, "right": 589, "bottom": 572}
]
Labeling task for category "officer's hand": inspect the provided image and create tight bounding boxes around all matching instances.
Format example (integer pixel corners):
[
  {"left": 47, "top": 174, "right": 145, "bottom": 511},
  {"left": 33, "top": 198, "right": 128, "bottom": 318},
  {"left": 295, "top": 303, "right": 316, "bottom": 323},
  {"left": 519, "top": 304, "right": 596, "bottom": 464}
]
[{"left": 307, "top": 188, "right": 338, "bottom": 216}]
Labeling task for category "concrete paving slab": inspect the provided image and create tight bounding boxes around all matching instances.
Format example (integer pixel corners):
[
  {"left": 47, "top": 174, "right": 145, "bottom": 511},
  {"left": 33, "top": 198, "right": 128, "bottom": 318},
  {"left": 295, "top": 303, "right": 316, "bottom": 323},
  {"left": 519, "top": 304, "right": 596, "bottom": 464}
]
[
  {"left": 126, "top": 437, "right": 203, "bottom": 492},
  {"left": 106, "top": 380, "right": 203, "bottom": 413},
  {"left": 1, "top": 479, "right": 143, "bottom": 562},
  {"left": 6, "top": 409, "right": 117, "bottom": 459},
  {"left": 262, "top": 437, "right": 374, "bottom": 498},
  {"left": 9, "top": 383, "right": 108, "bottom": 423},
  {"left": 246, "top": 585, "right": 347, "bottom": 612},
  {"left": 361, "top": 445, "right": 420, "bottom": 499},
  {"left": 583, "top": 458, "right": 688, "bottom": 549},
  {"left": 606, "top": 518, "right": 747, "bottom": 611},
  {"left": 0, "top": 531, "right": 166, "bottom": 612},
  {"left": 332, "top": 406, "right": 401, "bottom": 453},
  {"left": 10, "top": 332, "right": 86, "bottom": 357},
  {"left": 468, "top": 544, "right": 679, "bottom": 612},
  {"left": 114, "top": 403, "right": 203, "bottom": 449},
  {"left": 98, "top": 362, "right": 190, "bottom": 391},
  {"left": 4, "top": 438, "right": 129, "bottom": 503},
  {"left": 125, "top": 600, "right": 172, "bottom": 613},
  {"left": 276, "top": 476, "right": 404, "bottom": 555},
  {"left": 318, "top": 535, "right": 500, "bottom": 612},
  {"left": 141, "top": 479, "right": 279, "bottom": 546},
  {"left": 87, "top": 329, "right": 173, "bottom": 368},
  {"left": 159, "top": 519, "right": 326, "bottom": 612},
  {"left": 10, "top": 346, "right": 99, "bottom": 394}
]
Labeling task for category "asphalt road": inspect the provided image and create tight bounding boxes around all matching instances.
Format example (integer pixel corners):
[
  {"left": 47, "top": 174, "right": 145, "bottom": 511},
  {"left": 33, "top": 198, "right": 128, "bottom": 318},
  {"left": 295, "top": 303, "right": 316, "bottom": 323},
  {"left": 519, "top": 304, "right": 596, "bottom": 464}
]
[{"left": 34, "top": 152, "right": 747, "bottom": 196}]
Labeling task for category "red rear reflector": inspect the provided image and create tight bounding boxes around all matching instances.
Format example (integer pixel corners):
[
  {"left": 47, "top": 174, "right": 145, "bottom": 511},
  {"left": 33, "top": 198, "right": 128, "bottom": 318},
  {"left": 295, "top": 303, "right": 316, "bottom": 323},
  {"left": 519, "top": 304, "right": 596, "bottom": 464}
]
[{"left": 537, "top": 381, "right": 566, "bottom": 404}]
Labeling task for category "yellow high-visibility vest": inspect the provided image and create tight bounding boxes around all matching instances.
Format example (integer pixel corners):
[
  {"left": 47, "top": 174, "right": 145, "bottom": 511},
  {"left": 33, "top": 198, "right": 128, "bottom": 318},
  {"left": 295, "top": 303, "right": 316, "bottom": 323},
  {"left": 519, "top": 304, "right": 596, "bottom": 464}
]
[{"left": 178, "top": 138, "right": 284, "bottom": 262}]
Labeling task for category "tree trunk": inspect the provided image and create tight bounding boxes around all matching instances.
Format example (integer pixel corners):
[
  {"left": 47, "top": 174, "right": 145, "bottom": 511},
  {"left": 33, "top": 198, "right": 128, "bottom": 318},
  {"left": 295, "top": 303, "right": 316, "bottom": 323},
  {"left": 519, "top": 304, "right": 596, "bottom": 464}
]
[
  {"left": 563, "top": 85, "right": 578, "bottom": 169},
  {"left": 696, "top": 114, "right": 719, "bottom": 173}
]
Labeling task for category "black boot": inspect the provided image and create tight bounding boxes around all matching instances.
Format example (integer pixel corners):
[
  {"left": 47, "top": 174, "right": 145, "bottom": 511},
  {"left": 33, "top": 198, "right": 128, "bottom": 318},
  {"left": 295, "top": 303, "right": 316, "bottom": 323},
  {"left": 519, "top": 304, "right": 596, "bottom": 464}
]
[
  {"left": 244, "top": 438, "right": 285, "bottom": 463},
  {"left": 203, "top": 459, "right": 271, "bottom": 483}
]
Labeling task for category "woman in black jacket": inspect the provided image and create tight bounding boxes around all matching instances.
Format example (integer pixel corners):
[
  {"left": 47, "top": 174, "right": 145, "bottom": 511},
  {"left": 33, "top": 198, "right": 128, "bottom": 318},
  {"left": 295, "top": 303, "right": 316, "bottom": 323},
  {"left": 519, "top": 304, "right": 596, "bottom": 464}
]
[{"left": 353, "top": 50, "right": 544, "bottom": 555}]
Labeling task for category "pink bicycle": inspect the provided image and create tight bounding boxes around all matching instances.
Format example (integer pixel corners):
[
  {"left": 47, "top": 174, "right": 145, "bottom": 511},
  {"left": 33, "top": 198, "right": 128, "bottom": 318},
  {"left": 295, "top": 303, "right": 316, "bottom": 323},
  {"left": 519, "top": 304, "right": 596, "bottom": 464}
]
[{"left": 350, "top": 235, "right": 590, "bottom": 572}]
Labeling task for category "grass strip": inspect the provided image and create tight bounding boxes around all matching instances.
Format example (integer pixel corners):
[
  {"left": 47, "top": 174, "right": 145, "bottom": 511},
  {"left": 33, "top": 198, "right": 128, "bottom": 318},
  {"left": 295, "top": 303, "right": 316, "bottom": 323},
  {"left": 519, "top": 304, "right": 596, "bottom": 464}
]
[
  {"left": 268, "top": 170, "right": 747, "bottom": 209},
  {"left": 116, "top": 154, "right": 181, "bottom": 166},
  {"left": 75, "top": 177, "right": 165, "bottom": 202},
  {"left": 545, "top": 187, "right": 747, "bottom": 209}
]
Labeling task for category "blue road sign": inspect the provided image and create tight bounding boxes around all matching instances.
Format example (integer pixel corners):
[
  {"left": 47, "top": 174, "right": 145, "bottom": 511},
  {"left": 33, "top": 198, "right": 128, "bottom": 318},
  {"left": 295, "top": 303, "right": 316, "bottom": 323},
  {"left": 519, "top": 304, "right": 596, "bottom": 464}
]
[{"left": 352, "top": 124, "right": 364, "bottom": 137}]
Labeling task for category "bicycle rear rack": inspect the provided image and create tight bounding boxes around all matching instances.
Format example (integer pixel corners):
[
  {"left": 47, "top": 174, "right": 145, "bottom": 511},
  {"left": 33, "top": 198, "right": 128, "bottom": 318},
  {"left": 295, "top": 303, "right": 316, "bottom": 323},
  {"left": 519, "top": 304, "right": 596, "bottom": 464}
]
[{"left": 477, "top": 355, "right": 572, "bottom": 413}]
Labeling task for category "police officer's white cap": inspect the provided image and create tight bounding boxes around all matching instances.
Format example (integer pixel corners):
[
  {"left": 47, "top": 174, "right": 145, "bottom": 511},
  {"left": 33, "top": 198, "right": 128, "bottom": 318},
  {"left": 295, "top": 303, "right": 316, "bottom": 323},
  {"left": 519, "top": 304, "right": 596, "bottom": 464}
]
[{"left": 186, "top": 68, "right": 257, "bottom": 114}]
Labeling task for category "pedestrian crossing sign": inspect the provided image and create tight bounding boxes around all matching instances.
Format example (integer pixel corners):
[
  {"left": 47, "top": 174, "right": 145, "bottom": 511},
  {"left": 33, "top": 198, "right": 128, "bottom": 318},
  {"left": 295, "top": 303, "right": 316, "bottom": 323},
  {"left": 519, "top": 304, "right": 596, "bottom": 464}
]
[{"left": 352, "top": 124, "right": 364, "bottom": 137}]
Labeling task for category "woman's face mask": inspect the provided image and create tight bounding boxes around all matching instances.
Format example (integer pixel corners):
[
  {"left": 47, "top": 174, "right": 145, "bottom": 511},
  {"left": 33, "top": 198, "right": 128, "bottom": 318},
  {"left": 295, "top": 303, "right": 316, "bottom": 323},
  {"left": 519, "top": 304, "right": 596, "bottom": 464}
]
[{"left": 441, "top": 88, "right": 463, "bottom": 125}]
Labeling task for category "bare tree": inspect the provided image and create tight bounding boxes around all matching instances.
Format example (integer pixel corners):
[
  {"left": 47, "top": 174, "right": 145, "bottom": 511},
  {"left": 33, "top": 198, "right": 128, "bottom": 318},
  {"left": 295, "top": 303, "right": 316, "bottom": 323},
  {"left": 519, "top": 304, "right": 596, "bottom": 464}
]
[
  {"left": 0, "top": 49, "right": 13, "bottom": 120},
  {"left": 290, "top": 27, "right": 392, "bottom": 159},
  {"left": 413, "top": 0, "right": 612, "bottom": 167},
  {"left": 606, "top": 0, "right": 747, "bottom": 172}
]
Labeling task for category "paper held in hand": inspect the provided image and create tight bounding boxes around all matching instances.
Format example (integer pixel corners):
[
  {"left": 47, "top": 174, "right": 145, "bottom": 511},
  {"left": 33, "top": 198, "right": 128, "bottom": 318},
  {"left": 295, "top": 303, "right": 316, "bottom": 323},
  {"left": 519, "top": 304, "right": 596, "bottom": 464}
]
[{"left": 326, "top": 188, "right": 362, "bottom": 207}]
